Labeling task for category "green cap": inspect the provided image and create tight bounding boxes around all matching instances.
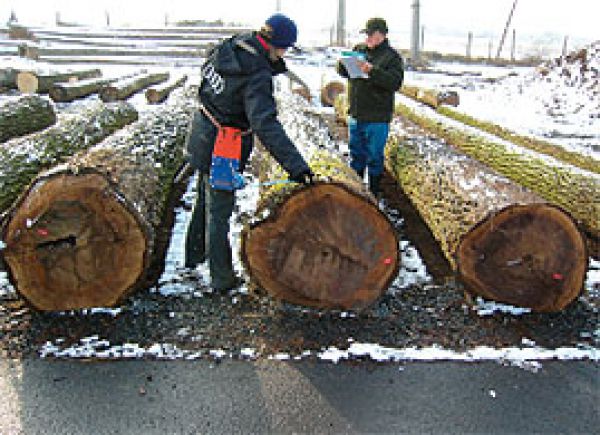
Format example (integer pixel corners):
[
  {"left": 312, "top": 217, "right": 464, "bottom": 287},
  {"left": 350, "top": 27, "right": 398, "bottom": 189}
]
[{"left": 360, "top": 17, "right": 388, "bottom": 34}]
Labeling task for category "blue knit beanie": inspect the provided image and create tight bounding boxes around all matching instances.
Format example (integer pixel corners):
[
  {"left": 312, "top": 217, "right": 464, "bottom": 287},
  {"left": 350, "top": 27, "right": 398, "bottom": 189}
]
[{"left": 265, "top": 14, "right": 297, "bottom": 48}]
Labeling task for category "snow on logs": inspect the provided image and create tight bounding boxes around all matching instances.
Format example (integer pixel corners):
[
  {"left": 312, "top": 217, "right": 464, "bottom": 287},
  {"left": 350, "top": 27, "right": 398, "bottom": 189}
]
[
  {"left": 17, "top": 68, "right": 102, "bottom": 94},
  {"left": 320, "top": 80, "right": 345, "bottom": 107},
  {"left": 145, "top": 75, "right": 188, "bottom": 104},
  {"left": 100, "top": 71, "right": 170, "bottom": 102},
  {"left": 0, "top": 95, "right": 56, "bottom": 143},
  {"left": 0, "top": 101, "right": 138, "bottom": 216},
  {"left": 242, "top": 98, "right": 399, "bottom": 309},
  {"left": 1, "top": 91, "right": 196, "bottom": 310},
  {"left": 386, "top": 117, "right": 587, "bottom": 312}
]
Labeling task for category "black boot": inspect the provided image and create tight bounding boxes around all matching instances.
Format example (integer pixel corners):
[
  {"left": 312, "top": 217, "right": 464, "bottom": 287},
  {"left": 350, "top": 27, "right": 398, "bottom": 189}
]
[{"left": 368, "top": 174, "right": 382, "bottom": 197}]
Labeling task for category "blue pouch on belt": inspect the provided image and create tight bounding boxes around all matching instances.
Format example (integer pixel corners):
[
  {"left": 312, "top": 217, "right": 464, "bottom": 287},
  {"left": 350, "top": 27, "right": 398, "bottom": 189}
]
[{"left": 209, "top": 127, "right": 246, "bottom": 191}]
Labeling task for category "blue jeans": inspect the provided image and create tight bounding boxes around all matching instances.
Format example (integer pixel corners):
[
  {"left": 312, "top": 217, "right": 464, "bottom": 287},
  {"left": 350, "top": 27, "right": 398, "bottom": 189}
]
[
  {"left": 185, "top": 174, "right": 236, "bottom": 289},
  {"left": 347, "top": 118, "right": 390, "bottom": 177}
]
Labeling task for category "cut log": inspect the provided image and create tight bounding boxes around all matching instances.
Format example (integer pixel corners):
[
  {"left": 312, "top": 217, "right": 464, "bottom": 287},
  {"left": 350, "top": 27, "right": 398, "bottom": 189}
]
[
  {"left": 0, "top": 68, "right": 19, "bottom": 89},
  {"left": 436, "top": 105, "right": 600, "bottom": 175},
  {"left": 400, "top": 85, "right": 460, "bottom": 108},
  {"left": 320, "top": 81, "right": 345, "bottom": 107},
  {"left": 242, "top": 153, "right": 399, "bottom": 310},
  {"left": 17, "top": 68, "right": 102, "bottom": 94},
  {"left": 0, "top": 95, "right": 56, "bottom": 143},
  {"left": 145, "top": 74, "right": 188, "bottom": 104},
  {"left": 1, "top": 90, "right": 196, "bottom": 310},
  {"left": 394, "top": 103, "right": 600, "bottom": 241},
  {"left": 48, "top": 72, "right": 140, "bottom": 102},
  {"left": 241, "top": 97, "right": 399, "bottom": 310},
  {"left": 386, "top": 116, "right": 587, "bottom": 312},
  {"left": 0, "top": 101, "right": 138, "bottom": 216},
  {"left": 100, "top": 72, "right": 169, "bottom": 102}
]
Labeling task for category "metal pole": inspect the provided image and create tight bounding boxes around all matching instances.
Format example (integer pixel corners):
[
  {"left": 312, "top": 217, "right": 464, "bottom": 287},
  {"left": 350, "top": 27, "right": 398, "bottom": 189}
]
[
  {"left": 411, "top": 0, "right": 421, "bottom": 61},
  {"left": 466, "top": 31, "right": 473, "bottom": 59},
  {"left": 336, "top": 0, "right": 346, "bottom": 47},
  {"left": 276, "top": 0, "right": 282, "bottom": 12},
  {"left": 496, "top": 0, "right": 518, "bottom": 59},
  {"left": 562, "top": 36, "right": 569, "bottom": 57},
  {"left": 511, "top": 29, "right": 516, "bottom": 61}
]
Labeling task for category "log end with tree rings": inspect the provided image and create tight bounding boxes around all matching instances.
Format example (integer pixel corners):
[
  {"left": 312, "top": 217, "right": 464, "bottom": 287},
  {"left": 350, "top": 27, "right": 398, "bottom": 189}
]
[
  {"left": 241, "top": 182, "right": 400, "bottom": 310},
  {"left": 16, "top": 71, "right": 39, "bottom": 94},
  {"left": 320, "top": 81, "right": 346, "bottom": 107},
  {"left": 457, "top": 203, "right": 587, "bottom": 312},
  {"left": 2, "top": 172, "right": 147, "bottom": 311}
]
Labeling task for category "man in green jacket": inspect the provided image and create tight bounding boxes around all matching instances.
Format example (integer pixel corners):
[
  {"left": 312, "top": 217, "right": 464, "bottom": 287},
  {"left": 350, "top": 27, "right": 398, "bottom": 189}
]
[{"left": 336, "top": 17, "right": 404, "bottom": 196}]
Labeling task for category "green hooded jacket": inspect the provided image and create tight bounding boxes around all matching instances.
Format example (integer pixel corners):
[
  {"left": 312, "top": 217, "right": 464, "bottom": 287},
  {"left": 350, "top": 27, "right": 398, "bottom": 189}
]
[{"left": 336, "top": 39, "right": 404, "bottom": 122}]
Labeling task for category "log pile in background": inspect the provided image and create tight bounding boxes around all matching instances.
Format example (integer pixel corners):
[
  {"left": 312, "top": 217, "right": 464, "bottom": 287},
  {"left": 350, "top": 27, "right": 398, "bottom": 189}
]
[
  {"left": 1, "top": 90, "right": 196, "bottom": 310},
  {"left": 48, "top": 72, "right": 139, "bottom": 103},
  {"left": 0, "top": 101, "right": 138, "bottom": 216},
  {"left": 385, "top": 116, "right": 587, "bottom": 312},
  {"left": 0, "top": 95, "right": 56, "bottom": 143},
  {"left": 320, "top": 80, "right": 345, "bottom": 107},
  {"left": 17, "top": 68, "right": 102, "bottom": 93},
  {"left": 394, "top": 103, "right": 600, "bottom": 242},
  {"left": 100, "top": 71, "right": 169, "bottom": 102},
  {"left": 145, "top": 74, "right": 188, "bottom": 104}
]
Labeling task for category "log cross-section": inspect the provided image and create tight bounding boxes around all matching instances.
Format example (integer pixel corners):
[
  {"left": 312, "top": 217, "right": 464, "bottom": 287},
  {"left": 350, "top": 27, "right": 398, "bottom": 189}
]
[
  {"left": 457, "top": 204, "right": 587, "bottom": 311},
  {"left": 242, "top": 182, "right": 399, "bottom": 309},
  {"left": 2, "top": 171, "right": 146, "bottom": 310}
]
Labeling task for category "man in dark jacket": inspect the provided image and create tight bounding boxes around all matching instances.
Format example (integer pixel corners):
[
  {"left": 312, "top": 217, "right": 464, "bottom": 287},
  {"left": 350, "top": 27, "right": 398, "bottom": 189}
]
[
  {"left": 184, "top": 13, "right": 313, "bottom": 291},
  {"left": 336, "top": 17, "right": 404, "bottom": 196}
]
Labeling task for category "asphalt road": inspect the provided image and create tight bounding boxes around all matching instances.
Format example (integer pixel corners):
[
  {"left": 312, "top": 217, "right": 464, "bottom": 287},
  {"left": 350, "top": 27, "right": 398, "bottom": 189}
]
[{"left": 0, "top": 358, "right": 597, "bottom": 434}]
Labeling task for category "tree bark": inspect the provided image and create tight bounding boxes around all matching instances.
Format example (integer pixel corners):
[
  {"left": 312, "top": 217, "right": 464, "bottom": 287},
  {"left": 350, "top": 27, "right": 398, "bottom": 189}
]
[
  {"left": 17, "top": 68, "right": 102, "bottom": 94},
  {"left": 0, "top": 95, "right": 56, "bottom": 143},
  {"left": 0, "top": 101, "right": 138, "bottom": 216},
  {"left": 145, "top": 74, "right": 188, "bottom": 104},
  {"left": 100, "top": 72, "right": 169, "bottom": 102},
  {"left": 1, "top": 90, "right": 196, "bottom": 311},
  {"left": 386, "top": 116, "right": 587, "bottom": 312},
  {"left": 320, "top": 81, "right": 345, "bottom": 107}
]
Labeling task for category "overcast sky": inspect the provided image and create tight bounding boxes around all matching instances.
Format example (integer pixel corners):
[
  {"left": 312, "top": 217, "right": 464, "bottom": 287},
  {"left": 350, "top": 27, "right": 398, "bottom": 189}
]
[{"left": 1, "top": 0, "right": 597, "bottom": 41}]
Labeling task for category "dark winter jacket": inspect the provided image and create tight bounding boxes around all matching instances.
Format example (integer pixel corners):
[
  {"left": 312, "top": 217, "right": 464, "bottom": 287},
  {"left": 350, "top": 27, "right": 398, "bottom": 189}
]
[
  {"left": 185, "top": 32, "right": 309, "bottom": 177},
  {"left": 336, "top": 39, "right": 404, "bottom": 122}
]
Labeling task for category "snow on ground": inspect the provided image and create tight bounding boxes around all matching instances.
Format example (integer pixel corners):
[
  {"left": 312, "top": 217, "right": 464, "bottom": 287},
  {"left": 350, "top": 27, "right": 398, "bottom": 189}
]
[{"left": 431, "top": 41, "right": 600, "bottom": 158}]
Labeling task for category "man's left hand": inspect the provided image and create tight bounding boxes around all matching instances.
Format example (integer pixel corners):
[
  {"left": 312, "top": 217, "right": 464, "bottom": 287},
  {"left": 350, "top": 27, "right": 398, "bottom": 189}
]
[{"left": 357, "top": 60, "right": 373, "bottom": 74}]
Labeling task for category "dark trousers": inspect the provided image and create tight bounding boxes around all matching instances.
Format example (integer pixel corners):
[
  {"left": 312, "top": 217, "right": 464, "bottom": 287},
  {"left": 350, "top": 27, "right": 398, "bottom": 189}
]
[{"left": 184, "top": 174, "right": 236, "bottom": 289}]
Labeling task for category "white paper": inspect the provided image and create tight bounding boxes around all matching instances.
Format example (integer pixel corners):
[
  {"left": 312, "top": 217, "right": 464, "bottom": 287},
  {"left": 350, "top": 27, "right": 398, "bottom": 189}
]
[{"left": 340, "top": 56, "right": 368, "bottom": 79}]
